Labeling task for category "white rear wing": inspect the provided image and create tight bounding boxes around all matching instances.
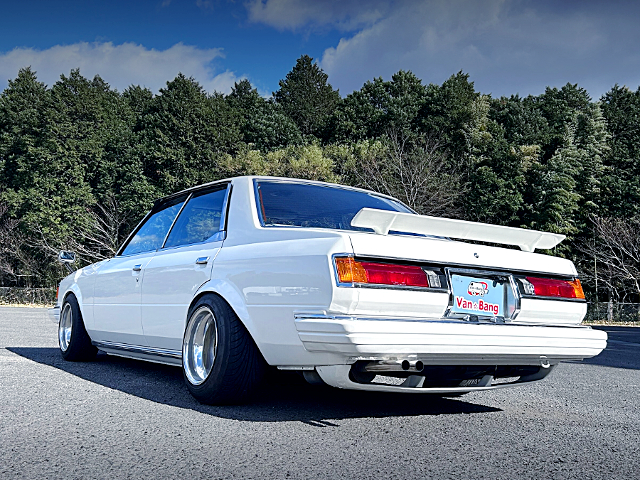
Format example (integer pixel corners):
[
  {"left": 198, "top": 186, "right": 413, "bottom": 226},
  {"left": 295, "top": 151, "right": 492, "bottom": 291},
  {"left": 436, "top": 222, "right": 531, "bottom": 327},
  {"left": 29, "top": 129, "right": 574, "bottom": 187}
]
[{"left": 350, "top": 208, "right": 565, "bottom": 253}]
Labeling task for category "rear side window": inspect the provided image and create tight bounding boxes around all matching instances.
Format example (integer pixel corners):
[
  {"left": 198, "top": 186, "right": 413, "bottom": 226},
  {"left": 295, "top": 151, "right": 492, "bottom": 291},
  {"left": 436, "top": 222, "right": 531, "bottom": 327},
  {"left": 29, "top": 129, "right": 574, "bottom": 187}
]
[
  {"left": 121, "top": 196, "right": 186, "bottom": 256},
  {"left": 164, "top": 187, "right": 228, "bottom": 248},
  {"left": 255, "top": 181, "right": 412, "bottom": 231}
]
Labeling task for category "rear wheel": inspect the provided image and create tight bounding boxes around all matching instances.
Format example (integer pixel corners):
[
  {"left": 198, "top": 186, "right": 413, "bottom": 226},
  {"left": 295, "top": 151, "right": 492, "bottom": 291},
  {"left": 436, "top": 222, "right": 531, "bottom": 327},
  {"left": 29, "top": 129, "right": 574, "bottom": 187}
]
[
  {"left": 182, "top": 294, "right": 265, "bottom": 405},
  {"left": 59, "top": 294, "right": 97, "bottom": 361}
]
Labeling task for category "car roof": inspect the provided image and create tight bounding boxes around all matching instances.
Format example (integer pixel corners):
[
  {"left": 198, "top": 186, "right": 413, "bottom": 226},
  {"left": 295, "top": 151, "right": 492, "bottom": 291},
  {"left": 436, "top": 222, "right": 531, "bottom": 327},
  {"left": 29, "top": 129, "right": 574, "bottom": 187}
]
[{"left": 155, "top": 176, "right": 411, "bottom": 210}]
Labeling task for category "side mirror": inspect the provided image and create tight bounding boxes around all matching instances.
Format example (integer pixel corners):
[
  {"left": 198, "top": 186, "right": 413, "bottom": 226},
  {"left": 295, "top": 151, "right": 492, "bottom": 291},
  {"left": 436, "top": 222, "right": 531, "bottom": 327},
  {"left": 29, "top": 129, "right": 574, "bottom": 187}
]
[
  {"left": 58, "top": 251, "right": 76, "bottom": 263},
  {"left": 58, "top": 251, "right": 76, "bottom": 273}
]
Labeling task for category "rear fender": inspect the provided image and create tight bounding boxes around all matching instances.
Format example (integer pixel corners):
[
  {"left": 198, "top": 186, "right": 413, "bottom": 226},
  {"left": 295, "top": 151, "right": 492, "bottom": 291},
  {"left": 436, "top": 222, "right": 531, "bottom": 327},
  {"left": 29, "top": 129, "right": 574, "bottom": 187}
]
[{"left": 192, "top": 279, "right": 257, "bottom": 346}]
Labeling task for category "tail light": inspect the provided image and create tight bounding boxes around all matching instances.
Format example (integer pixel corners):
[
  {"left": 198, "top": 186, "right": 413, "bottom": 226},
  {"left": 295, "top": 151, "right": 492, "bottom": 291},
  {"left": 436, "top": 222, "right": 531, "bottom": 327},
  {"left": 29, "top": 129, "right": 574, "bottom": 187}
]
[
  {"left": 56, "top": 286, "right": 59, "bottom": 301},
  {"left": 520, "top": 277, "right": 585, "bottom": 300},
  {"left": 335, "top": 257, "right": 436, "bottom": 288}
]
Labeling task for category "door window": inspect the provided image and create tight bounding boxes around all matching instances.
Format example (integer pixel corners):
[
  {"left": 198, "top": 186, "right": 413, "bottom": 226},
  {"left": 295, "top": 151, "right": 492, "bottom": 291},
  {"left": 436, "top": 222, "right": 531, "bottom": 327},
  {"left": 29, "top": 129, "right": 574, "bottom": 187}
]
[
  {"left": 163, "top": 187, "right": 228, "bottom": 248},
  {"left": 120, "top": 197, "right": 186, "bottom": 256}
]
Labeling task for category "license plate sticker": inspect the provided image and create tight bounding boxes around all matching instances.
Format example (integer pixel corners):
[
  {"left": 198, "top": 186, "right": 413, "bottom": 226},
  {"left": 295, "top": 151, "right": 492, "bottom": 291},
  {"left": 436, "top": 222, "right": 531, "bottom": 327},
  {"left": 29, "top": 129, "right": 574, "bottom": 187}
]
[{"left": 450, "top": 274, "right": 504, "bottom": 317}]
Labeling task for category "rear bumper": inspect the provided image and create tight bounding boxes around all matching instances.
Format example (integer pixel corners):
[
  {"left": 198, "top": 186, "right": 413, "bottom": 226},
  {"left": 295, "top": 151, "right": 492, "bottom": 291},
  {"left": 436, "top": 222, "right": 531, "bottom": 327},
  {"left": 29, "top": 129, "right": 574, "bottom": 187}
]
[
  {"left": 294, "top": 314, "right": 608, "bottom": 366},
  {"left": 48, "top": 306, "right": 60, "bottom": 324}
]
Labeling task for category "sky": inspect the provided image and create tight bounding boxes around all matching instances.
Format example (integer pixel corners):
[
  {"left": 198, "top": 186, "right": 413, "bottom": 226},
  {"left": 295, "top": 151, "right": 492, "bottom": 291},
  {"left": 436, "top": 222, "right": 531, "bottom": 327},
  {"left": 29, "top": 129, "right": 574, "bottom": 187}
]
[{"left": 1, "top": 0, "right": 639, "bottom": 100}]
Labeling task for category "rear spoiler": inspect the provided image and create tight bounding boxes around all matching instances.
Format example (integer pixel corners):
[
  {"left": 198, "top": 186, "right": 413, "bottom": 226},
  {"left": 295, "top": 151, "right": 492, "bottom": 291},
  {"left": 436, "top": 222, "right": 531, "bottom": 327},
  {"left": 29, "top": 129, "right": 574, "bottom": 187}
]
[{"left": 350, "top": 208, "right": 565, "bottom": 252}]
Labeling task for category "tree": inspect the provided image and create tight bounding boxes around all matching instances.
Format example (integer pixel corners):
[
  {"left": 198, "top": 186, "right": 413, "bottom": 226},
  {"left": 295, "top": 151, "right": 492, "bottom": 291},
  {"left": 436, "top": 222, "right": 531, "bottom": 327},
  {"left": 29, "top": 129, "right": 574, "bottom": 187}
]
[
  {"left": 528, "top": 83, "right": 593, "bottom": 161},
  {"left": 274, "top": 55, "right": 340, "bottom": 138},
  {"left": 351, "top": 131, "right": 463, "bottom": 217},
  {"left": 489, "top": 94, "right": 549, "bottom": 148},
  {"left": 599, "top": 85, "right": 640, "bottom": 219},
  {"left": 418, "top": 71, "right": 481, "bottom": 165},
  {"left": 227, "top": 79, "right": 302, "bottom": 151},
  {"left": 330, "top": 70, "right": 427, "bottom": 142},
  {"left": 0, "top": 68, "right": 96, "bottom": 285},
  {"left": 579, "top": 216, "right": 640, "bottom": 304},
  {"left": 222, "top": 142, "right": 338, "bottom": 183},
  {"left": 527, "top": 125, "right": 582, "bottom": 239},
  {"left": 465, "top": 96, "right": 526, "bottom": 225},
  {"left": 138, "top": 73, "right": 242, "bottom": 194}
]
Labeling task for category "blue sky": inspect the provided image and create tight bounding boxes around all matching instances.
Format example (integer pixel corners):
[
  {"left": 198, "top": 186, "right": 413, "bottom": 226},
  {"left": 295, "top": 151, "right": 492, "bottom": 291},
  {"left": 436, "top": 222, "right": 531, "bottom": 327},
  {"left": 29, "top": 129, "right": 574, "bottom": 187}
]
[{"left": 1, "top": 0, "right": 639, "bottom": 99}]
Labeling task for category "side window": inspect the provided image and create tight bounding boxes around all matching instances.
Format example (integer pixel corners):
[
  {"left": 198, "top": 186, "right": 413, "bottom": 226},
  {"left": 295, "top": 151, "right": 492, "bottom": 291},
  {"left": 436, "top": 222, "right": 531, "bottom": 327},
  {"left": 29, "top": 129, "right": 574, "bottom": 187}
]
[
  {"left": 121, "top": 197, "right": 186, "bottom": 256},
  {"left": 163, "top": 187, "right": 228, "bottom": 248}
]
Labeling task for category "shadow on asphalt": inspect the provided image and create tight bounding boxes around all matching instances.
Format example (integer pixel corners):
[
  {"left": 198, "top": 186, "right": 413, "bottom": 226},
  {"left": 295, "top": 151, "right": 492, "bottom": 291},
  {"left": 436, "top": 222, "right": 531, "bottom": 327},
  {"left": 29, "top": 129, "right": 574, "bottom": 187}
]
[{"left": 7, "top": 347, "right": 501, "bottom": 424}]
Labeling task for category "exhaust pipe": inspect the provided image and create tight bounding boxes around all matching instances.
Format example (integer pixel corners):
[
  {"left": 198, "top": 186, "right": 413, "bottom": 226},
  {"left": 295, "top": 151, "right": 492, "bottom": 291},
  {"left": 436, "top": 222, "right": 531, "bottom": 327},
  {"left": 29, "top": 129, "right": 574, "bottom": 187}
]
[{"left": 363, "top": 359, "right": 424, "bottom": 373}]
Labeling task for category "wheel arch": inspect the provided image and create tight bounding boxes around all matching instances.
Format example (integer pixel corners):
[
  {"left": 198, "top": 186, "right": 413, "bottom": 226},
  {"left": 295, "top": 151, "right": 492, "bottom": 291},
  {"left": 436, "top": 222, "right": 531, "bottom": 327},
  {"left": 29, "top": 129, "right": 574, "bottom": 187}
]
[
  {"left": 189, "top": 280, "right": 265, "bottom": 359},
  {"left": 61, "top": 284, "right": 88, "bottom": 324}
]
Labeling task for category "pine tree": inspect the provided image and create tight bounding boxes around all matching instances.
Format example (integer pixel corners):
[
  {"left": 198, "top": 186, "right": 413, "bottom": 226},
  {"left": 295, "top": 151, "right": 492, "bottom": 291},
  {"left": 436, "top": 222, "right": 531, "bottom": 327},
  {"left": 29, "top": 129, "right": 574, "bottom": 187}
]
[
  {"left": 139, "top": 73, "right": 241, "bottom": 194},
  {"left": 330, "top": 70, "right": 427, "bottom": 142},
  {"left": 227, "top": 79, "right": 302, "bottom": 151},
  {"left": 600, "top": 85, "right": 640, "bottom": 218},
  {"left": 274, "top": 55, "right": 340, "bottom": 138}
]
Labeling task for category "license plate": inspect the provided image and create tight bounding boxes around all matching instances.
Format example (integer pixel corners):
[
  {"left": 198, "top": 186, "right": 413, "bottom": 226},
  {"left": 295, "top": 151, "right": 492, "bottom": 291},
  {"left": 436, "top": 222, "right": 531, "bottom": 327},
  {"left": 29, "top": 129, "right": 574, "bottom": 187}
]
[{"left": 450, "top": 274, "right": 504, "bottom": 317}]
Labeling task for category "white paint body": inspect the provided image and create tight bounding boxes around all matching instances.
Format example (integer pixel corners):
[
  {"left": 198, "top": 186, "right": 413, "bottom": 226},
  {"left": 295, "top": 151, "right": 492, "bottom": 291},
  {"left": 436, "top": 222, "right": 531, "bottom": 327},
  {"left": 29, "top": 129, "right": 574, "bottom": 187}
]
[{"left": 52, "top": 176, "right": 607, "bottom": 393}]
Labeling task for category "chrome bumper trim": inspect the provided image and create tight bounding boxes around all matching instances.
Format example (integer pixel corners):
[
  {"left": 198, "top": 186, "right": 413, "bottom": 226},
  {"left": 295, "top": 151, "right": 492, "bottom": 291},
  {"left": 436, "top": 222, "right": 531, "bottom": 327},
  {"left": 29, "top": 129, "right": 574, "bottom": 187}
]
[
  {"left": 48, "top": 307, "right": 60, "bottom": 324},
  {"left": 294, "top": 312, "right": 589, "bottom": 328},
  {"left": 294, "top": 313, "right": 608, "bottom": 364}
]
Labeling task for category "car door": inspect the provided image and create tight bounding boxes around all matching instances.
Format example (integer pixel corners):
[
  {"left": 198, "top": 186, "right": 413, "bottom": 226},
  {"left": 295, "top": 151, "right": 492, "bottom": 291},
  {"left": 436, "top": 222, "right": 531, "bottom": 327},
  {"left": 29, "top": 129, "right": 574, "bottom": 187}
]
[
  {"left": 92, "top": 195, "right": 187, "bottom": 346},
  {"left": 140, "top": 184, "right": 230, "bottom": 351}
]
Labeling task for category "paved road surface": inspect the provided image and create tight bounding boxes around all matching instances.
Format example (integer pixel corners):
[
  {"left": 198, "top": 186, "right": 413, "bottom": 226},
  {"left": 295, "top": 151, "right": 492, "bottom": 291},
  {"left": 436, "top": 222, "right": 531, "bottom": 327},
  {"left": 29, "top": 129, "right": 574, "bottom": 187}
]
[{"left": 1, "top": 307, "right": 638, "bottom": 479}]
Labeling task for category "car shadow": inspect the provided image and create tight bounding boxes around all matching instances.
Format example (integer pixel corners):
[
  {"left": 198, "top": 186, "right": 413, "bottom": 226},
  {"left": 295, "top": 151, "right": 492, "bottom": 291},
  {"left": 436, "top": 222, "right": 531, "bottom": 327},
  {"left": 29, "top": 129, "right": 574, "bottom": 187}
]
[
  {"left": 7, "top": 347, "right": 501, "bottom": 424},
  {"left": 579, "top": 326, "right": 640, "bottom": 371}
]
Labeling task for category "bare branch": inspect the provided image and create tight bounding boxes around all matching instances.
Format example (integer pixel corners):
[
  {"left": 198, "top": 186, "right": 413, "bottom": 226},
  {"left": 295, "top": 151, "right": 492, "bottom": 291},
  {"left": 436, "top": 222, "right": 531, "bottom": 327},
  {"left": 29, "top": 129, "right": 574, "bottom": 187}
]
[{"left": 355, "top": 129, "right": 464, "bottom": 217}]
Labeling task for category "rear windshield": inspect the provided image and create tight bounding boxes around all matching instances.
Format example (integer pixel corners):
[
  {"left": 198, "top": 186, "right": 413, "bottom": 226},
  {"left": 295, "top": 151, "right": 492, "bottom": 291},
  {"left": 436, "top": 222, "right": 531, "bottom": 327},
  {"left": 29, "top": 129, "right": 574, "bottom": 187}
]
[{"left": 255, "top": 180, "right": 412, "bottom": 231}]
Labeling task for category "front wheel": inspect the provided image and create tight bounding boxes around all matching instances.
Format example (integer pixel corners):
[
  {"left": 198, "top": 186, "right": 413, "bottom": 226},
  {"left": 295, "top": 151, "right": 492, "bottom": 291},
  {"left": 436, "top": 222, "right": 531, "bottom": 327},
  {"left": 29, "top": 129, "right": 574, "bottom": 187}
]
[
  {"left": 182, "top": 294, "right": 265, "bottom": 405},
  {"left": 59, "top": 294, "right": 97, "bottom": 361}
]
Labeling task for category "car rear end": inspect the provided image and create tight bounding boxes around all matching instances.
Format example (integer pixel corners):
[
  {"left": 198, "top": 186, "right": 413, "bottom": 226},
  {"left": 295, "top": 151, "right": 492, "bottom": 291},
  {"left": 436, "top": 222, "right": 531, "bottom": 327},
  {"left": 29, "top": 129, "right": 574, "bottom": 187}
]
[
  {"left": 294, "top": 228, "right": 606, "bottom": 394},
  {"left": 250, "top": 177, "right": 606, "bottom": 394}
]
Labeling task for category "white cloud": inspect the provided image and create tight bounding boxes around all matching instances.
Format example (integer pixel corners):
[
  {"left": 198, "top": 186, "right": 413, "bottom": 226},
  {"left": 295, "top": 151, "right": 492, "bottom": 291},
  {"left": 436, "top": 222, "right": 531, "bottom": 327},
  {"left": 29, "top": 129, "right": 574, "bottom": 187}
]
[
  {"left": 310, "top": 0, "right": 640, "bottom": 98},
  {"left": 245, "top": 0, "right": 390, "bottom": 31},
  {"left": 0, "top": 42, "right": 242, "bottom": 94}
]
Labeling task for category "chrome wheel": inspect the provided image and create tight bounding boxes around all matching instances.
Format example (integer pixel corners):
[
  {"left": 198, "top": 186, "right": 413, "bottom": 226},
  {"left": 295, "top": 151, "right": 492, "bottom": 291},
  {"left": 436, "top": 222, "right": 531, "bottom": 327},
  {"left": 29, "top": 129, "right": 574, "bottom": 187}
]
[
  {"left": 183, "top": 306, "right": 218, "bottom": 385},
  {"left": 58, "top": 303, "right": 73, "bottom": 352}
]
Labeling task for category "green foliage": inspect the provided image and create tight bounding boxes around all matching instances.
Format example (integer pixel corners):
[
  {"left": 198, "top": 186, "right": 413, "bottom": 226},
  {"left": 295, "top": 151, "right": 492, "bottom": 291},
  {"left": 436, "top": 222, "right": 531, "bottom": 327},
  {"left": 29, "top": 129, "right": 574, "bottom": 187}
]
[
  {"left": 273, "top": 55, "right": 340, "bottom": 138},
  {"left": 138, "top": 74, "right": 242, "bottom": 195},
  {"left": 227, "top": 79, "right": 302, "bottom": 151},
  {"left": 1, "top": 62, "right": 639, "bottom": 298},
  {"left": 222, "top": 143, "right": 338, "bottom": 183},
  {"left": 330, "top": 70, "right": 428, "bottom": 142},
  {"left": 600, "top": 85, "right": 640, "bottom": 219},
  {"left": 465, "top": 97, "right": 526, "bottom": 225}
]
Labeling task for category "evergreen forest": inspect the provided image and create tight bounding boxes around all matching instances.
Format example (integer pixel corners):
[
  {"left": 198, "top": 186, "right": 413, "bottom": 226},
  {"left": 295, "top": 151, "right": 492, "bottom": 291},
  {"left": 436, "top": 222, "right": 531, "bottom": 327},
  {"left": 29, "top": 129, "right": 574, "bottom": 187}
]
[{"left": 1, "top": 55, "right": 639, "bottom": 305}]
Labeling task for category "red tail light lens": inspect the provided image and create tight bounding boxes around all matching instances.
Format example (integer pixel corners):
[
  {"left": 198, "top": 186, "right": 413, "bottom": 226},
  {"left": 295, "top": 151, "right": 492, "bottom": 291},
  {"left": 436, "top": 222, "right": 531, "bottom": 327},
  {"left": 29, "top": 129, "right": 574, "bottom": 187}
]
[
  {"left": 335, "top": 257, "right": 430, "bottom": 288},
  {"left": 524, "top": 277, "right": 585, "bottom": 300},
  {"left": 56, "top": 286, "right": 59, "bottom": 301}
]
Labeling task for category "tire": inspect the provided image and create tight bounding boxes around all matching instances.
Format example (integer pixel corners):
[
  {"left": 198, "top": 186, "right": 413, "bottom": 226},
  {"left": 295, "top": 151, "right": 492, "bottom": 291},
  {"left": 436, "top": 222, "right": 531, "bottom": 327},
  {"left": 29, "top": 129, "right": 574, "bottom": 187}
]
[
  {"left": 58, "top": 294, "right": 97, "bottom": 361},
  {"left": 182, "top": 294, "right": 265, "bottom": 405}
]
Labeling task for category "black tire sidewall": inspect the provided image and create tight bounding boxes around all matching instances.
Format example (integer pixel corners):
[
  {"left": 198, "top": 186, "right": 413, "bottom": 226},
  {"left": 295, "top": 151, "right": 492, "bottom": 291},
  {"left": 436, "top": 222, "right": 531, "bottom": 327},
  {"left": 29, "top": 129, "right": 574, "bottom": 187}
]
[
  {"left": 184, "top": 295, "right": 232, "bottom": 394},
  {"left": 183, "top": 294, "right": 263, "bottom": 404},
  {"left": 60, "top": 294, "right": 96, "bottom": 361}
]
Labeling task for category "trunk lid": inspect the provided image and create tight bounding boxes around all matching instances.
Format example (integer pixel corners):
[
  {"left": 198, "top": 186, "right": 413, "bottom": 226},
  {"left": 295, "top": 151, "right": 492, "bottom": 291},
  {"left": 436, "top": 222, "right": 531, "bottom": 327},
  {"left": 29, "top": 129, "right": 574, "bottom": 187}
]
[{"left": 348, "top": 232, "right": 577, "bottom": 277}]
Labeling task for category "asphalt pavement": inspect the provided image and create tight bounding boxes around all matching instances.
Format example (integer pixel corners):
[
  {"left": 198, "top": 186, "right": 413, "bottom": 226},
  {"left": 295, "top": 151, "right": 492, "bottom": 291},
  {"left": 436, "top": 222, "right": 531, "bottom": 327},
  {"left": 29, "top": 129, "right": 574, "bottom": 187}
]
[{"left": 1, "top": 307, "right": 639, "bottom": 479}]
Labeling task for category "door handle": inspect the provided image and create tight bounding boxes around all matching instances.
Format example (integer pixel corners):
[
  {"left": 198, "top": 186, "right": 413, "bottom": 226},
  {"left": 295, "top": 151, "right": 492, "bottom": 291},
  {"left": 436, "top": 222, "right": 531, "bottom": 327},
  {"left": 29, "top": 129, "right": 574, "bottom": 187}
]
[
  {"left": 132, "top": 264, "right": 142, "bottom": 272},
  {"left": 195, "top": 257, "right": 209, "bottom": 265}
]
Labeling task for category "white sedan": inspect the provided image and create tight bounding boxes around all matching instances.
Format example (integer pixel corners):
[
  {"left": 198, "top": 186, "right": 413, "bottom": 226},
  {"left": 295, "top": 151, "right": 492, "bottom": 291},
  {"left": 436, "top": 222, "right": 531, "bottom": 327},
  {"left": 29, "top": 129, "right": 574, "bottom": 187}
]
[{"left": 49, "top": 176, "right": 607, "bottom": 404}]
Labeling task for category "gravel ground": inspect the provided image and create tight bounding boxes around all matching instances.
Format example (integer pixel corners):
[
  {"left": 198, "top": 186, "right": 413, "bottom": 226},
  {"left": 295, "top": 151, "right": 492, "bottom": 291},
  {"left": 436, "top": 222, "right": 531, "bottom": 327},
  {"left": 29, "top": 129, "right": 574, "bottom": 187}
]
[{"left": 1, "top": 307, "right": 638, "bottom": 479}]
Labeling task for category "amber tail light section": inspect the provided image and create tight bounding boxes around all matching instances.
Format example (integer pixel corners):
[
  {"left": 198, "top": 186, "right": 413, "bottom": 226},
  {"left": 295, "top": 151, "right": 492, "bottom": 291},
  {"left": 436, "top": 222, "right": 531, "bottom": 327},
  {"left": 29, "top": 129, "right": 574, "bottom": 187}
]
[
  {"left": 335, "top": 257, "right": 430, "bottom": 288},
  {"left": 524, "top": 277, "right": 585, "bottom": 300}
]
